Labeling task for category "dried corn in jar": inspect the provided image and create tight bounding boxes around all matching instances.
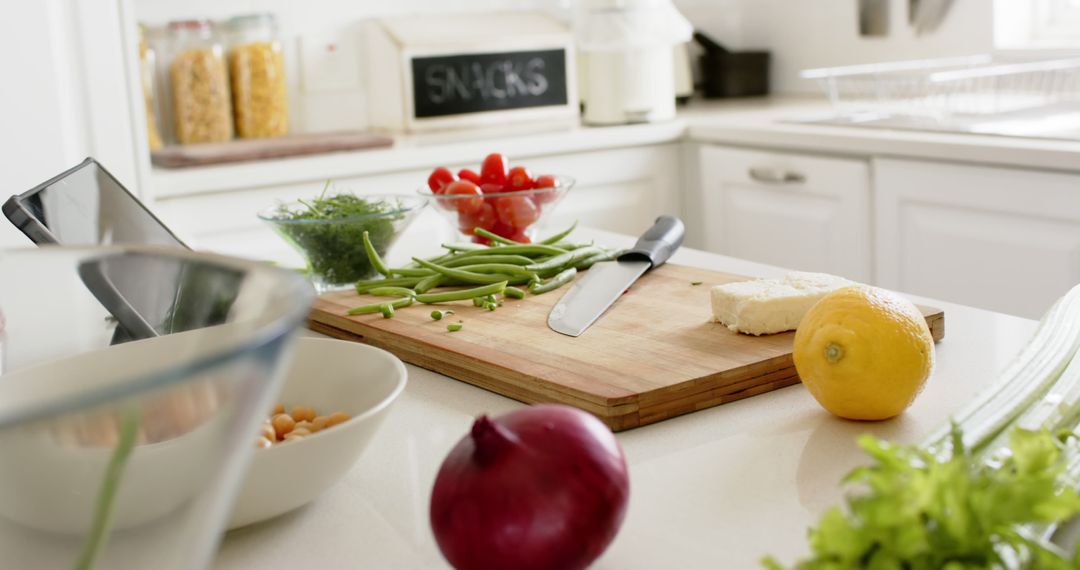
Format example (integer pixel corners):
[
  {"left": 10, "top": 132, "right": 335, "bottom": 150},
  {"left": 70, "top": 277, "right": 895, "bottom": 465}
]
[
  {"left": 138, "top": 26, "right": 163, "bottom": 150},
  {"left": 166, "top": 19, "right": 233, "bottom": 144},
  {"left": 227, "top": 14, "right": 288, "bottom": 138}
]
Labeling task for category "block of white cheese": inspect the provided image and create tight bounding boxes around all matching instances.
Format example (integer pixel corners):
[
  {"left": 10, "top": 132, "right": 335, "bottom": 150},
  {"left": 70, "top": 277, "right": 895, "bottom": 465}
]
[{"left": 710, "top": 272, "right": 855, "bottom": 335}]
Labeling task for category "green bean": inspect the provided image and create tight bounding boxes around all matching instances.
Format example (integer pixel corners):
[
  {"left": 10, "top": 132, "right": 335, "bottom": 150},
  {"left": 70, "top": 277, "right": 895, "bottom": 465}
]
[
  {"left": 414, "top": 274, "right": 444, "bottom": 294},
  {"left": 415, "top": 281, "right": 508, "bottom": 304},
  {"left": 454, "top": 264, "right": 535, "bottom": 277},
  {"left": 539, "top": 221, "right": 578, "bottom": 244},
  {"left": 443, "top": 254, "right": 534, "bottom": 267},
  {"left": 389, "top": 267, "right": 436, "bottom": 277},
  {"left": 379, "top": 304, "right": 395, "bottom": 318},
  {"left": 355, "top": 277, "right": 423, "bottom": 294},
  {"left": 574, "top": 249, "right": 619, "bottom": 270},
  {"left": 367, "top": 286, "right": 417, "bottom": 298},
  {"left": 347, "top": 296, "right": 413, "bottom": 315},
  {"left": 447, "top": 322, "right": 463, "bottom": 332},
  {"left": 474, "top": 228, "right": 526, "bottom": 246},
  {"left": 442, "top": 242, "right": 490, "bottom": 253},
  {"left": 431, "top": 309, "right": 453, "bottom": 320},
  {"left": 454, "top": 244, "right": 566, "bottom": 258},
  {"left": 551, "top": 241, "right": 595, "bottom": 250},
  {"left": 472, "top": 296, "right": 486, "bottom": 307},
  {"left": 413, "top": 258, "right": 517, "bottom": 285},
  {"left": 504, "top": 286, "right": 526, "bottom": 299},
  {"left": 529, "top": 267, "right": 577, "bottom": 295},
  {"left": 362, "top": 231, "right": 391, "bottom": 277},
  {"left": 525, "top": 246, "right": 603, "bottom": 273}
]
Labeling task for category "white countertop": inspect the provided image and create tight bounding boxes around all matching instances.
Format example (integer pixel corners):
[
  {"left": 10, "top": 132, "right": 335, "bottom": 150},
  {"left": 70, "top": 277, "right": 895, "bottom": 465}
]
[
  {"left": 212, "top": 228, "right": 1038, "bottom": 569},
  {"left": 151, "top": 96, "right": 1080, "bottom": 200}
]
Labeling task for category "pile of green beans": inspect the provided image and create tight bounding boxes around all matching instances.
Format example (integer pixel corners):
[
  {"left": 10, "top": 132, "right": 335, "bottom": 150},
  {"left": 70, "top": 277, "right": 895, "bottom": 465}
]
[{"left": 347, "top": 222, "right": 620, "bottom": 319}]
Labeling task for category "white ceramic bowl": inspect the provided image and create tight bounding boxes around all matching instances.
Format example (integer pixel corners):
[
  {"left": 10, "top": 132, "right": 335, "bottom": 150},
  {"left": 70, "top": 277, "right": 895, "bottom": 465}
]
[{"left": 228, "top": 337, "right": 407, "bottom": 529}]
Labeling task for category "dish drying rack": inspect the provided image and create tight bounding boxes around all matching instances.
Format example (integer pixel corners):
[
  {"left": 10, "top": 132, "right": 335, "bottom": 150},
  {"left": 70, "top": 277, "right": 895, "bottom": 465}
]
[{"left": 802, "top": 55, "right": 1080, "bottom": 120}]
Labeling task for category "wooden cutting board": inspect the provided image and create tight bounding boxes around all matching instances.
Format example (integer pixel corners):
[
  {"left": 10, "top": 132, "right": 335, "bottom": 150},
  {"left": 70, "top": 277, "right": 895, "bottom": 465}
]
[{"left": 309, "top": 264, "right": 945, "bottom": 431}]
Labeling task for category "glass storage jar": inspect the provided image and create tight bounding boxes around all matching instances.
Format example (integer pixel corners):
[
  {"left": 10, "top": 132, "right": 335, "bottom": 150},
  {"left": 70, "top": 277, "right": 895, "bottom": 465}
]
[
  {"left": 138, "top": 26, "right": 163, "bottom": 150},
  {"left": 166, "top": 19, "right": 233, "bottom": 144},
  {"left": 226, "top": 14, "right": 288, "bottom": 139}
]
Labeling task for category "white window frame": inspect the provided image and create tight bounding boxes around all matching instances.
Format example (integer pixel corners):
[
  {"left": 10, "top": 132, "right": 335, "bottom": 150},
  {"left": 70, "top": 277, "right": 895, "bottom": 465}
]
[{"left": 995, "top": 0, "right": 1080, "bottom": 50}]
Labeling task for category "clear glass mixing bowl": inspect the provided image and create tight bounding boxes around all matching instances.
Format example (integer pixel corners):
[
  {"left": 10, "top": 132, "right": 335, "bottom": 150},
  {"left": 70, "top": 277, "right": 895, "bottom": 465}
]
[{"left": 0, "top": 245, "right": 313, "bottom": 569}]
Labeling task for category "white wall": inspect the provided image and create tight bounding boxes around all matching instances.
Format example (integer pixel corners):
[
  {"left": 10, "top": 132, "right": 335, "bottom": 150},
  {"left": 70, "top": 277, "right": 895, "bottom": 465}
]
[
  {"left": 0, "top": 0, "right": 91, "bottom": 248},
  {"left": 682, "top": 0, "right": 995, "bottom": 93}
]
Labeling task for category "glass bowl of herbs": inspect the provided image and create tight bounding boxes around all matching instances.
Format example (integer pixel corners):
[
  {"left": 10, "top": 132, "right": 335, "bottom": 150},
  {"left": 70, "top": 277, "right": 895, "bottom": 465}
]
[{"left": 259, "top": 189, "right": 426, "bottom": 293}]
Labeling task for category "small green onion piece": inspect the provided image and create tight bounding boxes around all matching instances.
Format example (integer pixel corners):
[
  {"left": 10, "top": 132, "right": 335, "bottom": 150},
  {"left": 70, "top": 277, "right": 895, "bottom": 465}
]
[
  {"left": 474, "top": 228, "right": 525, "bottom": 246},
  {"left": 472, "top": 296, "right": 486, "bottom": 307},
  {"left": 362, "top": 230, "right": 391, "bottom": 277},
  {"left": 367, "top": 286, "right": 417, "bottom": 298},
  {"left": 379, "top": 304, "right": 395, "bottom": 318},
  {"left": 529, "top": 267, "right": 577, "bottom": 295},
  {"left": 347, "top": 296, "right": 413, "bottom": 315},
  {"left": 504, "top": 286, "right": 526, "bottom": 299},
  {"left": 431, "top": 309, "right": 453, "bottom": 320},
  {"left": 485, "top": 303, "right": 497, "bottom": 311},
  {"left": 415, "top": 281, "right": 508, "bottom": 304},
  {"left": 539, "top": 221, "right": 578, "bottom": 244},
  {"left": 447, "top": 322, "right": 463, "bottom": 332}
]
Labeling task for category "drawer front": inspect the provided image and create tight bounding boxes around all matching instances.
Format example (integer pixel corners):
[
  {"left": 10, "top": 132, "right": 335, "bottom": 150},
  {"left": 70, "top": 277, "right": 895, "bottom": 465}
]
[{"left": 699, "top": 146, "right": 872, "bottom": 282}]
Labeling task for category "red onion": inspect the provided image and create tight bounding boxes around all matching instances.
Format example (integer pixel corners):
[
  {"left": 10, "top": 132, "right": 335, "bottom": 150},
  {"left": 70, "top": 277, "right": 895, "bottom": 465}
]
[{"left": 430, "top": 404, "right": 630, "bottom": 570}]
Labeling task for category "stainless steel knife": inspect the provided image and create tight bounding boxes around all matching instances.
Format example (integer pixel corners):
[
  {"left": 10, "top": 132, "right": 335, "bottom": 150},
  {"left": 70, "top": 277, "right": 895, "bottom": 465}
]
[{"left": 547, "top": 215, "right": 685, "bottom": 337}]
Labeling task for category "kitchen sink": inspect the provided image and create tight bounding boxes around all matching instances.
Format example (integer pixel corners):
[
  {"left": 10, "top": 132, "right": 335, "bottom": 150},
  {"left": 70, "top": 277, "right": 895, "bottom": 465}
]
[{"left": 790, "top": 101, "right": 1080, "bottom": 142}]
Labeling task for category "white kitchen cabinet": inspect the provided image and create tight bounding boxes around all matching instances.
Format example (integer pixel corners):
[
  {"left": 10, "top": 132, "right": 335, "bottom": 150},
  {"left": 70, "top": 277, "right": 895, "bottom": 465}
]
[
  {"left": 875, "top": 159, "right": 1080, "bottom": 319},
  {"left": 698, "top": 146, "right": 872, "bottom": 283},
  {"left": 150, "top": 144, "right": 681, "bottom": 262}
]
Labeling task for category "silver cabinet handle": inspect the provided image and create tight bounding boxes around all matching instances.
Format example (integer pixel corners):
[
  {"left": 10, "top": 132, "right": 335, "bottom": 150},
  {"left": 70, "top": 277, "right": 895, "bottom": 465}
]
[{"left": 748, "top": 167, "right": 806, "bottom": 185}]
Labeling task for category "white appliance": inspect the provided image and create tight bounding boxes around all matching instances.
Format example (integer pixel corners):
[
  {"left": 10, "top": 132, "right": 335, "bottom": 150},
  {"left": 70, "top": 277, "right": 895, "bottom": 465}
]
[{"left": 575, "top": 0, "right": 692, "bottom": 125}]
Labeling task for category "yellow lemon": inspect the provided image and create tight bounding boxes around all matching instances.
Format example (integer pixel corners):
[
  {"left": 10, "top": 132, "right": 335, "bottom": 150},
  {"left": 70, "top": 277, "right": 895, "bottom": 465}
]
[{"left": 793, "top": 285, "right": 935, "bottom": 420}]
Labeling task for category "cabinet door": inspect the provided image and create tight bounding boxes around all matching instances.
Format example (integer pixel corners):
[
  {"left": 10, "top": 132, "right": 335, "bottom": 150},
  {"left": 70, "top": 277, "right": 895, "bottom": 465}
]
[
  {"left": 875, "top": 159, "right": 1080, "bottom": 318},
  {"left": 699, "top": 146, "right": 872, "bottom": 282}
]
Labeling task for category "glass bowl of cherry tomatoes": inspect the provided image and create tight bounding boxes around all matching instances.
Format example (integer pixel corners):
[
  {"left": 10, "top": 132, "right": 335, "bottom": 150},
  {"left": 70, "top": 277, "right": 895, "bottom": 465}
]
[{"left": 418, "top": 153, "right": 574, "bottom": 244}]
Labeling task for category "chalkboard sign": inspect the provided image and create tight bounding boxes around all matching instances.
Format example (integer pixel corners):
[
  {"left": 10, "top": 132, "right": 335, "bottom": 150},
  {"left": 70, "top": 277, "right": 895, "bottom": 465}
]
[{"left": 411, "top": 49, "right": 569, "bottom": 119}]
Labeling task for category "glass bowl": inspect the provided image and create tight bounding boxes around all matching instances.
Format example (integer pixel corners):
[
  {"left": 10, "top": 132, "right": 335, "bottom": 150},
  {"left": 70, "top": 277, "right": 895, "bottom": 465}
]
[
  {"left": 258, "top": 194, "right": 427, "bottom": 293},
  {"left": 0, "top": 245, "right": 313, "bottom": 569},
  {"left": 417, "top": 176, "right": 574, "bottom": 244}
]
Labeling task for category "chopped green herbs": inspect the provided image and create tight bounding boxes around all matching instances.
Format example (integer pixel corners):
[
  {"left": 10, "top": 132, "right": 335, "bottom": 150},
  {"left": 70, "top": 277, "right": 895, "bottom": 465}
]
[{"left": 267, "top": 184, "right": 403, "bottom": 285}]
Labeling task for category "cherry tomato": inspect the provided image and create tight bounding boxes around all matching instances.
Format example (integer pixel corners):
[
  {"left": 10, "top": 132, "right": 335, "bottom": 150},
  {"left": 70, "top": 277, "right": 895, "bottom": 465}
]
[
  {"left": 458, "top": 168, "right": 482, "bottom": 185},
  {"left": 533, "top": 174, "right": 558, "bottom": 204},
  {"left": 458, "top": 202, "right": 497, "bottom": 234},
  {"left": 480, "top": 153, "right": 509, "bottom": 186},
  {"left": 428, "top": 167, "right": 456, "bottom": 194},
  {"left": 493, "top": 195, "right": 539, "bottom": 229},
  {"left": 471, "top": 235, "right": 492, "bottom": 245},
  {"left": 507, "top": 166, "right": 534, "bottom": 191},
  {"left": 444, "top": 180, "right": 484, "bottom": 215},
  {"left": 505, "top": 230, "right": 531, "bottom": 243},
  {"left": 491, "top": 221, "right": 516, "bottom": 239},
  {"left": 481, "top": 182, "right": 507, "bottom": 194}
]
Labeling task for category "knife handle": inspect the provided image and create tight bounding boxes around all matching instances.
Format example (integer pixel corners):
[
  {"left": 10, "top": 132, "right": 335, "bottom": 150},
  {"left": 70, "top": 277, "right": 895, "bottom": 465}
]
[{"left": 617, "top": 215, "right": 685, "bottom": 268}]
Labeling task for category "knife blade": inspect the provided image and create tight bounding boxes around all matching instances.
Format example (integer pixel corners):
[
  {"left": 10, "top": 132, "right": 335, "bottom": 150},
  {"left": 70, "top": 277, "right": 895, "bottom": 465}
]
[{"left": 548, "top": 215, "right": 685, "bottom": 337}]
